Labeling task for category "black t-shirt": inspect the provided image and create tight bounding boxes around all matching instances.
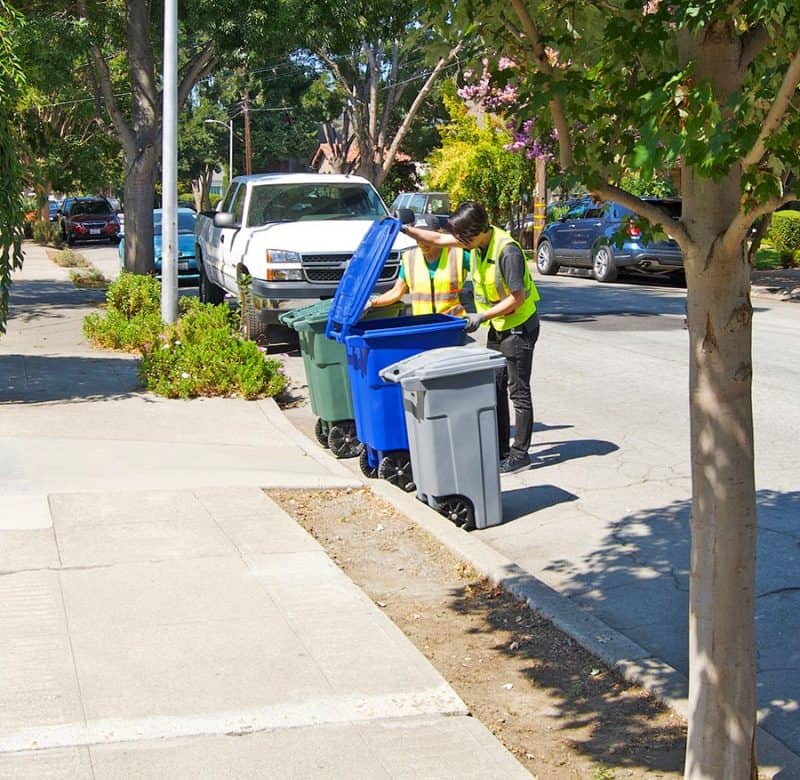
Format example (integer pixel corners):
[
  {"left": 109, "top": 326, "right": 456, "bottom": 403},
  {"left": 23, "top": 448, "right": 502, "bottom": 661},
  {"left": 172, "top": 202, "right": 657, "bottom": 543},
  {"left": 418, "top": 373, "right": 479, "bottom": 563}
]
[{"left": 497, "top": 240, "right": 526, "bottom": 294}]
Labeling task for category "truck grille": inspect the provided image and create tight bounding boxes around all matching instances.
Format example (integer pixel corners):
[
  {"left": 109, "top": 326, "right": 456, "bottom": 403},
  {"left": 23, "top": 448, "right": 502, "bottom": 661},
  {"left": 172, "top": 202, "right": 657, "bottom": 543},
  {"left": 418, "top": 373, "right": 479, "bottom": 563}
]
[{"left": 301, "top": 252, "right": 400, "bottom": 284}]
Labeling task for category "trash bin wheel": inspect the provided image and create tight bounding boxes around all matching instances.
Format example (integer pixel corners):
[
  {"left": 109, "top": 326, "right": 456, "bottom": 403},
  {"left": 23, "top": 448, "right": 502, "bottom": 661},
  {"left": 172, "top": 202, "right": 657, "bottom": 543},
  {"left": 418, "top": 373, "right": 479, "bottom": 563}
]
[
  {"left": 377, "top": 452, "right": 416, "bottom": 493},
  {"left": 314, "top": 418, "right": 330, "bottom": 448},
  {"left": 327, "top": 421, "right": 363, "bottom": 459},
  {"left": 359, "top": 449, "right": 378, "bottom": 478},
  {"left": 438, "top": 496, "right": 475, "bottom": 531}
]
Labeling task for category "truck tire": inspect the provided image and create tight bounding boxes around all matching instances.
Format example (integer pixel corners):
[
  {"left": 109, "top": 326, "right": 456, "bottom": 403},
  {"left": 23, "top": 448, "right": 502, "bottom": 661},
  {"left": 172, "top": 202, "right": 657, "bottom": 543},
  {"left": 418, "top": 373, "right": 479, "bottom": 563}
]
[
  {"left": 198, "top": 255, "right": 225, "bottom": 305},
  {"left": 239, "top": 284, "right": 270, "bottom": 345}
]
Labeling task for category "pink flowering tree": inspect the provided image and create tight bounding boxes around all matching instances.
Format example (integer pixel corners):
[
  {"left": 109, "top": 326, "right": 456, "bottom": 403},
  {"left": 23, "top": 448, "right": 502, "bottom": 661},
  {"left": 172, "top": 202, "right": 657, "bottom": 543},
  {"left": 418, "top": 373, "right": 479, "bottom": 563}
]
[{"left": 440, "top": 1, "right": 800, "bottom": 777}]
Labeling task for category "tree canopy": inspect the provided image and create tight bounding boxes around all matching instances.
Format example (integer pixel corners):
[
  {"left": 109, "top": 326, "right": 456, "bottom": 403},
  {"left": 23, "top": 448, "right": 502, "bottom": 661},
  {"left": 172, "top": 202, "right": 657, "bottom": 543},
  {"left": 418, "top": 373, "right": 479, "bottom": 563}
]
[{"left": 0, "top": 0, "right": 26, "bottom": 333}]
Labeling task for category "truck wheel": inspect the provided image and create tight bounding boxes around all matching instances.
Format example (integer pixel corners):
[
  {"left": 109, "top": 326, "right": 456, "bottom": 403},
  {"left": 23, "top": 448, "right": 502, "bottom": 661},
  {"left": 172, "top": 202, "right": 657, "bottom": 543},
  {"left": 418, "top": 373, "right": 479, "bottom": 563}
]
[
  {"left": 198, "top": 258, "right": 225, "bottom": 304},
  {"left": 240, "top": 285, "right": 270, "bottom": 345}
]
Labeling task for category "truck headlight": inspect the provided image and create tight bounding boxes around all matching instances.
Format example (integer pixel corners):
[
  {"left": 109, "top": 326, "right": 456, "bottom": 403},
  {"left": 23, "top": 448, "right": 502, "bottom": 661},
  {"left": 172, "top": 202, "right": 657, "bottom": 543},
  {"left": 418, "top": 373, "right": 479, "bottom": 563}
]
[{"left": 266, "top": 249, "right": 303, "bottom": 281}]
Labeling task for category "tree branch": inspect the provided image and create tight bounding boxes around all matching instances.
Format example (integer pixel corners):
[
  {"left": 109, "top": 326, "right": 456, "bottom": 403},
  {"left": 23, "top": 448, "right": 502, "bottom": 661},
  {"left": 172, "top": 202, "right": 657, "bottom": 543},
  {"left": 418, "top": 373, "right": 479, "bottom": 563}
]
[
  {"left": 742, "top": 46, "right": 800, "bottom": 169},
  {"left": 508, "top": 0, "right": 573, "bottom": 170},
  {"left": 178, "top": 41, "right": 216, "bottom": 108},
  {"left": 591, "top": 181, "right": 691, "bottom": 247}
]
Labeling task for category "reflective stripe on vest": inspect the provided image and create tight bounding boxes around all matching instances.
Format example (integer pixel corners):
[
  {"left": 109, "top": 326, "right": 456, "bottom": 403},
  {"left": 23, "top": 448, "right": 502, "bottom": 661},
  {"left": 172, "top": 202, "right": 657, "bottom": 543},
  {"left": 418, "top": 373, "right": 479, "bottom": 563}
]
[
  {"left": 472, "top": 227, "right": 539, "bottom": 331},
  {"left": 403, "top": 247, "right": 466, "bottom": 316}
]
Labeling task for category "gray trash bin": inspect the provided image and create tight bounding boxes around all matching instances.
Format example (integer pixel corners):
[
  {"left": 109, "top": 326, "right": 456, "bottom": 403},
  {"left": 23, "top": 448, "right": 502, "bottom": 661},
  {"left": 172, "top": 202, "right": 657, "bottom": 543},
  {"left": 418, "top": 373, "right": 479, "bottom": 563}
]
[{"left": 379, "top": 346, "right": 506, "bottom": 531}]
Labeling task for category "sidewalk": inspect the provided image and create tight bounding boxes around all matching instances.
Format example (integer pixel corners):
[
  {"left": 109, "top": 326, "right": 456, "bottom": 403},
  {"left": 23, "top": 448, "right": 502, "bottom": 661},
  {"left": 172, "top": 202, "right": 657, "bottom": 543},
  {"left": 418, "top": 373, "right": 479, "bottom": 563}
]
[{"left": 0, "top": 243, "right": 530, "bottom": 779}]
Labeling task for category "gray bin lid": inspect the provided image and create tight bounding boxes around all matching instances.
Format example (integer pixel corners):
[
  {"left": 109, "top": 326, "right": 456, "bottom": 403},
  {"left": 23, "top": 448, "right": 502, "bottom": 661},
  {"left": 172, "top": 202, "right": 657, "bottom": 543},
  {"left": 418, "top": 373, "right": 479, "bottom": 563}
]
[{"left": 379, "top": 346, "right": 505, "bottom": 384}]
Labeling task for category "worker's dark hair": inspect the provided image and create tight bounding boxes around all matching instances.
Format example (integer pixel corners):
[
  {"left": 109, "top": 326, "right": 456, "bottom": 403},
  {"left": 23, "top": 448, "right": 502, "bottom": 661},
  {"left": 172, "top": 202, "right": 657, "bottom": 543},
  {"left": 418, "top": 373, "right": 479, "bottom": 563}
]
[{"left": 448, "top": 201, "right": 489, "bottom": 242}]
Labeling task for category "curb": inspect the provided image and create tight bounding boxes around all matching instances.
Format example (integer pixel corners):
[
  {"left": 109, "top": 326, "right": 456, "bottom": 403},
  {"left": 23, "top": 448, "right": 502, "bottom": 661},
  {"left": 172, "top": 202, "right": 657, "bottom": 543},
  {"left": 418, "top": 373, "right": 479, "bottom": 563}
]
[{"left": 275, "top": 412, "right": 800, "bottom": 778}]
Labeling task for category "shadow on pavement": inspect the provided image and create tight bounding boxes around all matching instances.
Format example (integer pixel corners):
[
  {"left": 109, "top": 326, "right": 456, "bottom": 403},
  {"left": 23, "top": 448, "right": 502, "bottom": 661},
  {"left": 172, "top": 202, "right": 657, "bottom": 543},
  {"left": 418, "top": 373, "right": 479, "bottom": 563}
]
[
  {"left": 0, "top": 353, "right": 142, "bottom": 403},
  {"left": 7, "top": 280, "right": 106, "bottom": 323},
  {"left": 531, "top": 438, "right": 620, "bottom": 468},
  {"left": 541, "top": 489, "right": 800, "bottom": 764},
  {"left": 501, "top": 484, "right": 578, "bottom": 521}
]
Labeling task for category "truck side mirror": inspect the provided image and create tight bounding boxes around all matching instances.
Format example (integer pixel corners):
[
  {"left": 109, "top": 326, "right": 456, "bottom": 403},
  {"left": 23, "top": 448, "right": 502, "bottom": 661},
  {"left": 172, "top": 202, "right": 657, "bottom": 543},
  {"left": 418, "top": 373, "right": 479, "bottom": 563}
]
[{"left": 213, "top": 211, "right": 236, "bottom": 229}]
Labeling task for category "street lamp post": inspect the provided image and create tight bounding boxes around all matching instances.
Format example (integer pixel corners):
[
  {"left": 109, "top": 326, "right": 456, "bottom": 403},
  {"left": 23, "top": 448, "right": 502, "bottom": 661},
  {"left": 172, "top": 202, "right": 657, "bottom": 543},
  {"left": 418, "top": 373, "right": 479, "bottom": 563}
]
[{"left": 205, "top": 118, "right": 234, "bottom": 184}]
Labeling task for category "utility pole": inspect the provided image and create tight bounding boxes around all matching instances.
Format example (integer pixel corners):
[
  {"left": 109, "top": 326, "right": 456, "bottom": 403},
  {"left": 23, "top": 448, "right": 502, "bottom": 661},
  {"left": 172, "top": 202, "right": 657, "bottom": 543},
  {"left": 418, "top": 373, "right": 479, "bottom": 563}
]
[
  {"left": 243, "top": 90, "right": 253, "bottom": 175},
  {"left": 532, "top": 156, "right": 547, "bottom": 249},
  {"left": 160, "top": 0, "right": 178, "bottom": 323}
]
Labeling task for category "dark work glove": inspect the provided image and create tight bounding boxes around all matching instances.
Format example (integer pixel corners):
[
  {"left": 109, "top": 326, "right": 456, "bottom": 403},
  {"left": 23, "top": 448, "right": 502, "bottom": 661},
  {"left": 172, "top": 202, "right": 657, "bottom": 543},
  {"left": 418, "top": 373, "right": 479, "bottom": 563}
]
[{"left": 464, "top": 312, "right": 483, "bottom": 333}]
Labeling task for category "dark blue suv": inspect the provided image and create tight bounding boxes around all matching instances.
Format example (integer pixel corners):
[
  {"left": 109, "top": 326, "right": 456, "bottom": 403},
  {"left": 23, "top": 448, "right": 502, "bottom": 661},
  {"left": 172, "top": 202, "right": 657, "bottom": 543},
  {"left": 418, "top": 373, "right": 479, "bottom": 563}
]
[{"left": 535, "top": 197, "right": 683, "bottom": 282}]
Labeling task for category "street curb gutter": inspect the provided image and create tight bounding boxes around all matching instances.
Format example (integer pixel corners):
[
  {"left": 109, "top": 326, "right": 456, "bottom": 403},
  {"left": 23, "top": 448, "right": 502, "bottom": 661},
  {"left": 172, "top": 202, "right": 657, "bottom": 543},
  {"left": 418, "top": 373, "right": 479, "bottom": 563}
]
[
  {"left": 364, "top": 480, "right": 800, "bottom": 780},
  {"left": 271, "top": 408, "right": 800, "bottom": 778}
]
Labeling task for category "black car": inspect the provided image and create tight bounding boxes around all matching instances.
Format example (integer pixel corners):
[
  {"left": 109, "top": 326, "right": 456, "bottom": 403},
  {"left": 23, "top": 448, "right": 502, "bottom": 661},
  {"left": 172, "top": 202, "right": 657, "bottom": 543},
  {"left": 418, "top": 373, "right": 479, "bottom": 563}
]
[
  {"left": 535, "top": 197, "right": 683, "bottom": 282},
  {"left": 60, "top": 196, "right": 121, "bottom": 246}
]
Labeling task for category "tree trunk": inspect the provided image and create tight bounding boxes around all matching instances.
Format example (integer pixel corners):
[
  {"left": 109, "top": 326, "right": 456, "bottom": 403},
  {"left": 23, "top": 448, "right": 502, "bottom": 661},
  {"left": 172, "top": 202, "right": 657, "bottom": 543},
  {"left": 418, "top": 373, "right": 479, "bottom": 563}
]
[
  {"left": 121, "top": 146, "right": 156, "bottom": 275},
  {"left": 683, "top": 173, "right": 758, "bottom": 779}
]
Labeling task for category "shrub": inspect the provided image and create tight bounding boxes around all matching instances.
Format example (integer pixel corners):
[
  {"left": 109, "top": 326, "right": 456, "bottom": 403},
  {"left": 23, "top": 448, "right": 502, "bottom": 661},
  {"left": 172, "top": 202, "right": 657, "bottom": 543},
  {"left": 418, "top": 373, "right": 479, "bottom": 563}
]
[
  {"left": 83, "top": 272, "right": 163, "bottom": 351},
  {"left": 31, "top": 220, "right": 61, "bottom": 246},
  {"left": 140, "top": 298, "right": 287, "bottom": 399},
  {"left": 767, "top": 210, "right": 800, "bottom": 268},
  {"left": 70, "top": 268, "right": 108, "bottom": 288},
  {"left": 52, "top": 248, "right": 88, "bottom": 267}
]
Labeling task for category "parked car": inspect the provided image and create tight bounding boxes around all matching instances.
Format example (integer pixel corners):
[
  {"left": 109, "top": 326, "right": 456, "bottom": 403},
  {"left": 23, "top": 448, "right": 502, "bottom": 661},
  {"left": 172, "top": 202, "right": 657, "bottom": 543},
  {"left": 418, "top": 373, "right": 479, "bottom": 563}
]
[
  {"left": 59, "top": 196, "right": 120, "bottom": 246},
  {"left": 535, "top": 197, "right": 683, "bottom": 282},
  {"left": 118, "top": 208, "right": 198, "bottom": 285},
  {"left": 390, "top": 191, "right": 450, "bottom": 226}
]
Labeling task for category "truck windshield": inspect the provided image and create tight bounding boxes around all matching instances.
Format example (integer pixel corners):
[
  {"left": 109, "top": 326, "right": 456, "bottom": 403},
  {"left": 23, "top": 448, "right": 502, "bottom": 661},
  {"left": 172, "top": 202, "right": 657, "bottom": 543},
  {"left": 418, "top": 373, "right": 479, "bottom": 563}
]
[{"left": 247, "top": 183, "right": 387, "bottom": 227}]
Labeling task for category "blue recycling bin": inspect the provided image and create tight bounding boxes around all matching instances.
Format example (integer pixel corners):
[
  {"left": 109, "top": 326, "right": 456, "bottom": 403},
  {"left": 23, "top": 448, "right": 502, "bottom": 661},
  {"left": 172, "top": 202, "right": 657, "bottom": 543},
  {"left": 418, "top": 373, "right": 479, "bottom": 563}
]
[{"left": 326, "top": 219, "right": 466, "bottom": 490}]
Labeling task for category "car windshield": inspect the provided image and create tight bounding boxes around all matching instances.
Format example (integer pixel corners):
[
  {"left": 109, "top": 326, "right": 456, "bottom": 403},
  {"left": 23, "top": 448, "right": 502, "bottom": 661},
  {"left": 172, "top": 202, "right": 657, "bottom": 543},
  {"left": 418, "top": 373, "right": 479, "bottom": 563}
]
[
  {"left": 246, "top": 183, "right": 387, "bottom": 227},
  {"left": 153, "top": 212, "right": 196, "bottom": 233},
  {"left": 73, "top": 200, "right": 112, "bottom": 216}
]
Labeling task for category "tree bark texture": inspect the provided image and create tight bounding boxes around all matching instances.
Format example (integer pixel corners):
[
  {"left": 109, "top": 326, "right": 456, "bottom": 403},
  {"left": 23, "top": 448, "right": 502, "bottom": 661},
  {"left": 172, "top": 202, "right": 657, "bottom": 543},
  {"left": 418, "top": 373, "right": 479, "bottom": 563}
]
[
  {"left": 683, "top": 166, "right": 758, "bottom": 779},
  {"left": 122, "top": 145, "right": 156, "bottom": 275}
]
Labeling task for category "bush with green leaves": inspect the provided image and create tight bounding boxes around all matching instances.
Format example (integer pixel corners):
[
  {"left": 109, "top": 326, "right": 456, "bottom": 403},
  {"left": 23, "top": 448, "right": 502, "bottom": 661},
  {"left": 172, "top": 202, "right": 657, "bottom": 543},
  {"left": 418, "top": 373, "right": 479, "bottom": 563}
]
[
  {"left": 52, "top": 248, "right": 87, "bottom": 267},
  {"left": 32, "top": 220, "right": 61, "bottom": 245},
  {"left": 83, "top": 271, "right": 163, "bottom": 351},
  {"left": 140, "top": 298, "right": 286, "bottom": 399},
  {"left": 767, "top": 210, "right": 800, "bottom": 268}
]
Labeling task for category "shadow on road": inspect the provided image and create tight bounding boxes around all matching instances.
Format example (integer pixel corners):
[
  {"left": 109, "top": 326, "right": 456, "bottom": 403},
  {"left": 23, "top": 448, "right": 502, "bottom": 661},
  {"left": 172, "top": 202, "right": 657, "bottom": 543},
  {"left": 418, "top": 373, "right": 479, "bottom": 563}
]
[
  {"left": 540, "top": 489, "right": 800, "bottom": 765},
  {"left": 531, "top": 438, "right": 620, "bottom": 469},
  {"left": 501, "top": 484, "right": 579, "bottom": 521}
]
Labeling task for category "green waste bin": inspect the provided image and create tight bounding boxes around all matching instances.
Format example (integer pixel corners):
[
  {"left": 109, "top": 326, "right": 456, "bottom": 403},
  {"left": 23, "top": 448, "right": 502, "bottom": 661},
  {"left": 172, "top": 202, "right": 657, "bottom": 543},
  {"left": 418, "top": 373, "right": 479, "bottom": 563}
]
[{"left": 279, "top": 300, "right": 402, "bottom": 457}]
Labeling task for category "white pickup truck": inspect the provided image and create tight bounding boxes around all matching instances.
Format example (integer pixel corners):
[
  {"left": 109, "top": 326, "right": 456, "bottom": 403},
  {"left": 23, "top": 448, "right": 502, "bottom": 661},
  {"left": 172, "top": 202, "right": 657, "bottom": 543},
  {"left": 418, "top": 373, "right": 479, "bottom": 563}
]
[{"left": 194, "top": 172, "right": 416, "bottom": 341}]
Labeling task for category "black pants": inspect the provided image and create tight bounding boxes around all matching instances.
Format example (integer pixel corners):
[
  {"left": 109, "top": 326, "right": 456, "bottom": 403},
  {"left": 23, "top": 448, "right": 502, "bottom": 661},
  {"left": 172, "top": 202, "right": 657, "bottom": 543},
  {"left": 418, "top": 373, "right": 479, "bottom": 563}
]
[{"left": 486, "top": 312, "right": 540, "bottom": 460}]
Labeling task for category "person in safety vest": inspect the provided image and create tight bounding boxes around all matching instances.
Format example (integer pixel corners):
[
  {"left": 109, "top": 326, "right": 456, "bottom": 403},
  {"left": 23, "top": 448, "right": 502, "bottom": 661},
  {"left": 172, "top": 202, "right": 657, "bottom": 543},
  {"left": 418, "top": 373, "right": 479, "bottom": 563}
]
[
  {"left": 365, "top": 220, "right": 470, "bottom": 317},
  {"left": 402, "top": 201, "right": 540, "bottom": 474}
]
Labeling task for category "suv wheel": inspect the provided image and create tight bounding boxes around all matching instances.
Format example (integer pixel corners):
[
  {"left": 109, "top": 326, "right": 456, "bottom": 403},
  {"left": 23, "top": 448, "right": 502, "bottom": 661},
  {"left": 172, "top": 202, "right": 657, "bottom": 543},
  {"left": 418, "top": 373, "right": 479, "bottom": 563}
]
[
  {"left": 535, "top": 240, "right": 559, "bottom": 275},
  {"left": 592, "top": 245, "right": 618, "bottom": 282}
]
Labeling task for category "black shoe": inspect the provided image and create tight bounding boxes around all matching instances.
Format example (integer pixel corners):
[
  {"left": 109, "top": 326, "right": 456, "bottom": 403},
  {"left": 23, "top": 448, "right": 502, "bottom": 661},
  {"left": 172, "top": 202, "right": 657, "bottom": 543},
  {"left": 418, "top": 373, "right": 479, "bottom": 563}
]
[{"left": 499, "top": 453, "right": 530, "bottom": 474}]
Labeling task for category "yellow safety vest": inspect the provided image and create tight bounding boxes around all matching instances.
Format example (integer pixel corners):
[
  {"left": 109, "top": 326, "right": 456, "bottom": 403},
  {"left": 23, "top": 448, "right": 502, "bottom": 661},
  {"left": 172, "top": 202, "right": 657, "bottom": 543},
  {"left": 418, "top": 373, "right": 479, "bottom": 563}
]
[
  {"left": 471, "top": 227, "right": 539, "bottom": 331},
  {"left": 402, "top": 247, "right": 466, "bottom": 317}
]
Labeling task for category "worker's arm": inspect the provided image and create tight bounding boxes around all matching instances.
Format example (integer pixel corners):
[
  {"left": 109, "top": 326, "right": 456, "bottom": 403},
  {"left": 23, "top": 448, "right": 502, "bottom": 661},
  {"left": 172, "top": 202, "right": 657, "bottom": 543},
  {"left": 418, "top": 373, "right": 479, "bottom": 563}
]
[
  {"left": 365, "top": 278, "right": 407, "bottom": 311},
  {"left": 402, "top": 223, "right": 464, "bottom": 247}
]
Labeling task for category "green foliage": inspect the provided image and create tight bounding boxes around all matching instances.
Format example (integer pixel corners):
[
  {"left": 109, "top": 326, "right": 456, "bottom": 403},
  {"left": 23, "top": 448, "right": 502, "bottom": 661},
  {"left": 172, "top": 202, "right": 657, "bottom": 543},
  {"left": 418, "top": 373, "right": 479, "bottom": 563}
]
[
  {"left": 51, "top": 248, "right": 88, "bottom": 267},
  {"left": 83, "top": 272, "right": 163, "bottom": 351},
  {"left": 427, "top": 92, "right": 531, "bottom": 224},
  {"left": 31, "top": 220, "right": 61, "bottom": 245},
  {"left": 767, "top": 211, "right": 800, "bottom": 267},
  {"left": 0, "top": 0, "right": 25, "bottom": 333},
  {"left": 140, "top": 299, "right": 287, "bottom": 400},
  {"left": 70, "top": 267, "right": 108, "bottom": 288},
  {"left": 84, "top": 274, "right": 286, "bottom": 399},
  {"left": 619, "top": 173, "right": 676, "bottom": 198}
]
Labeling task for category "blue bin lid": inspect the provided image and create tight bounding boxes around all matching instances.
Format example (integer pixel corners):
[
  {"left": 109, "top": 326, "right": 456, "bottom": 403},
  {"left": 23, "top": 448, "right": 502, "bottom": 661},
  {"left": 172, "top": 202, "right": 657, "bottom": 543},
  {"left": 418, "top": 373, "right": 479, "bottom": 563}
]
[{"left": 325, "top": 218, "right": 402, "bottom": 343}]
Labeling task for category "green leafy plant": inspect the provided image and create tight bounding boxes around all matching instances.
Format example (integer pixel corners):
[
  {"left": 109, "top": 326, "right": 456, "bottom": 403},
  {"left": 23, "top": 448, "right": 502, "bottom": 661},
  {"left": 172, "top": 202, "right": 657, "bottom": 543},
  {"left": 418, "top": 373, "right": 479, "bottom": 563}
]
[
  {"left": 766, "top": 210, "right": 800, "bottom": 268},
  {"left": 83, "top": 272, "right": 163, "bottom": 351},
  {"left": 51, "top": 247, "right": 88, "bottom": 267},
  {"left": 140, "top": 298, "right": 286, "bottom": 400},
  {"left": 70, "top": 267, "right": 107, "bottom": 288},
  {"left": 32, "top": 220, "right": 61, "bottom": 245}
]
